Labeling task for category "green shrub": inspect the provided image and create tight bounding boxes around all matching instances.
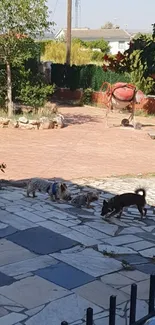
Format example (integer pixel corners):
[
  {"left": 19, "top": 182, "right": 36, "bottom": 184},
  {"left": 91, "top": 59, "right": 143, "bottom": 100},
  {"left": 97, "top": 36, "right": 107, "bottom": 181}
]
[
  {"left": 82, "top": 88, "right": 93, "bottom": 105},
  {"left": 91, "top": 51, "right": 104, "bottom": 62},
  {"left": 16, "top": 70, "right": 55, "bottom": 108}
]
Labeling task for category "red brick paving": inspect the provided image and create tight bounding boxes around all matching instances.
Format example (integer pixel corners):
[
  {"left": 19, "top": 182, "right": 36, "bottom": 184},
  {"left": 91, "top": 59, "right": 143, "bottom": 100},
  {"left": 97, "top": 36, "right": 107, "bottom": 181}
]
[{"left": 1, "top": 106, "right": 155, "bottom": 182}]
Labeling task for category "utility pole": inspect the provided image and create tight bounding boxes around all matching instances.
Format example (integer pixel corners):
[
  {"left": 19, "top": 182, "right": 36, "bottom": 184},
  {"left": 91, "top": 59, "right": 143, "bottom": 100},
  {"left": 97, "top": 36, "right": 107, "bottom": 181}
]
[{"left": 66, "top": 0, "right": 72, "bottom": 65}]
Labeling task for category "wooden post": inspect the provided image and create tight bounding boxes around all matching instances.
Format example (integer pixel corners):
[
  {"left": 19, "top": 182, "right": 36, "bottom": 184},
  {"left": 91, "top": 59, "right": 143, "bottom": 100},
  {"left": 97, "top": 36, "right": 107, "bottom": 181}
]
[{"left": 66, "top": 0, "right": 72, "bottom": 65}]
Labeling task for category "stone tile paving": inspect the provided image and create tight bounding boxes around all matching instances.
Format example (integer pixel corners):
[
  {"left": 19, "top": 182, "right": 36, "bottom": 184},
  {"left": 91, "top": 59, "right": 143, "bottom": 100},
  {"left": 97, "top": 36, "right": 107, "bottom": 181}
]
[{"left": 0, "top": 178, "right": 155, "bottom": 324}]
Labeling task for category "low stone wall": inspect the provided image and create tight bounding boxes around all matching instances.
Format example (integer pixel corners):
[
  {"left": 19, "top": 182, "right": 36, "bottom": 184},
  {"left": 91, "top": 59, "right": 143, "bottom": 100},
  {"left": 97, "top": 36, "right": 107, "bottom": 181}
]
[{"left": 0, "top": 114, "right": 65, "bottom": 130}]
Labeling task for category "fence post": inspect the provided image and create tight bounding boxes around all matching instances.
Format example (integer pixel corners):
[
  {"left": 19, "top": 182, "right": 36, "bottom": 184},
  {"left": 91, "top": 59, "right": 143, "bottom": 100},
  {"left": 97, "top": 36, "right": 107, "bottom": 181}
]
[
  {"left": 129, "top": 283, "right": 137, "bottom": 325},
  {"left": 86, "top": 307, "right": 93, "bottom": 325},
  {"left": 109, "top": 295, "right": 116, "bottom": 325},
  {"left": 149, "top": 273, "right": 155, "bottom": 314}
]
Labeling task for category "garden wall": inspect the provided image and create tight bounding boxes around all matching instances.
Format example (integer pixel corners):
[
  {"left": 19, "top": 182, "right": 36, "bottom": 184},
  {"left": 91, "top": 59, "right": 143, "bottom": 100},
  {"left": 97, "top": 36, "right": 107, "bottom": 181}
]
[{"left": 92, "top": 92, "right": 155, "bottom": 114}]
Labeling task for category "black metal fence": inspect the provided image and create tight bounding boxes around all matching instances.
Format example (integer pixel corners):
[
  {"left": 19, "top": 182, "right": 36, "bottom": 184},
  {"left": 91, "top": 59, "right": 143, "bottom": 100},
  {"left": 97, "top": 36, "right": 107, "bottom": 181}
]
[{"left": 61, "top": 274, "right": 155, "bottom": 325}]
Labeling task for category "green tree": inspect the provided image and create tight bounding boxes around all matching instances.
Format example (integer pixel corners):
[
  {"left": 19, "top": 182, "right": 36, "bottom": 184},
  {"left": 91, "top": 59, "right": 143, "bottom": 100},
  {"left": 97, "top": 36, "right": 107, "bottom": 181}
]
[
  {"left": 101, "top": 22, "right": 115, "bottom": 29},
  {"left": 0, "top": 0, "right": 53, "bottom": 117}
]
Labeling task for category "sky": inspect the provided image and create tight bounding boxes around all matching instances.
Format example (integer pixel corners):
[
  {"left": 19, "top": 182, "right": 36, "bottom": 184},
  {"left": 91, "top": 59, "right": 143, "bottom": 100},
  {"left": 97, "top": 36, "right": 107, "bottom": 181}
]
[{"left": 47, "top": 0, "right": 155, "bottom": 32}]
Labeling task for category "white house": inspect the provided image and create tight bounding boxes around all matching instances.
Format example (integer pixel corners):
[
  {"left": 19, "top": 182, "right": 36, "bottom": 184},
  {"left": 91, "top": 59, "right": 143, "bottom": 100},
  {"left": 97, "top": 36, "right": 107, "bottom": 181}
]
[{"left": 54, "top": 28, "right": 131, "bottom": 55}]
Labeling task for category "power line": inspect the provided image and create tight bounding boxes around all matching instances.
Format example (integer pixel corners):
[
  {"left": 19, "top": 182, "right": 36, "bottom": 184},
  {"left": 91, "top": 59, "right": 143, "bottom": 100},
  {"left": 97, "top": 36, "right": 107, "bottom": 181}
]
[{"left": 52, "top": 0, "right": 59, "bottom": 19}]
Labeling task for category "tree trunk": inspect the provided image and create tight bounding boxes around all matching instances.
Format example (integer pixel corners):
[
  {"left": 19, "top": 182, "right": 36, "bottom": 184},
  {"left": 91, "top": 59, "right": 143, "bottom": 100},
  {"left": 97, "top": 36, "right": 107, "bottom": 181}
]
[{"left": 6, "top": 61, "right": 13, "bottom": 117}]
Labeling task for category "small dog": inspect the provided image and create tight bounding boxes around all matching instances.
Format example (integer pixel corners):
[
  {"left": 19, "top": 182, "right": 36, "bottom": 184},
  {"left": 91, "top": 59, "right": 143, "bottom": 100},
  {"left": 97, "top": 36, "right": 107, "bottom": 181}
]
[
  {"left": 27, "top": 178, "right": 71, "bottom": 201},
  {"left": 71, "top": 191, "right": 99, "bottom": 208},
  {"left": 101, "top": 188, "right": 147, "bottom": 219}
]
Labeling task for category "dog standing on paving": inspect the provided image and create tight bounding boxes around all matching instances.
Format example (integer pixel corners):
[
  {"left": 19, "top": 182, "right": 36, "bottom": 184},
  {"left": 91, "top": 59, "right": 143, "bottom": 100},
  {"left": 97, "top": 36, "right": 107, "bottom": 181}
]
[
  {"left": 101, "top": 188, "right": 147, "bottom": 219},
  {"left": 27, "top": 178, "right": 72, "bottom": 202}
]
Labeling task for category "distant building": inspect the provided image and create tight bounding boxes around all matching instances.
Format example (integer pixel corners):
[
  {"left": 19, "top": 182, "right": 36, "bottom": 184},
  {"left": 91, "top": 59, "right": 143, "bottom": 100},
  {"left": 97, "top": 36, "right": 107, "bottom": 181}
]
[{"left": 55, "top": 28, "right": 131, "bottom": 54}]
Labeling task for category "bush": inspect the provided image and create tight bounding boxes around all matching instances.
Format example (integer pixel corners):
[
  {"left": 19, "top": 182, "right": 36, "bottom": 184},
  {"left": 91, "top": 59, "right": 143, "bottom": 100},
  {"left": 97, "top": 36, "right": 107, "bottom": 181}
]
[
  {"left": 16, "top": 69, "right": 55, "bottom": 108},
  {"left": 39, "top": 40, "right": 93, "bottom": 65},
  {"left": 17, "top": 81, "right": 55, "bottom": 108},
  {"left": 82, "top": 88, "right": 93, "bottom": 105}
]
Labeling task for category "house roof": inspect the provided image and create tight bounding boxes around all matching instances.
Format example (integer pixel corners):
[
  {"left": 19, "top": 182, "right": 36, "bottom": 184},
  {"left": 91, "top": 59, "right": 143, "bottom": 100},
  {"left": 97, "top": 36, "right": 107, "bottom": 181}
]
[
  {"left": 127, "top": 29, "right": 152, "bottom": 37},
  {"left": 55, "top": 28, "right": 131, "bottom": 42}
]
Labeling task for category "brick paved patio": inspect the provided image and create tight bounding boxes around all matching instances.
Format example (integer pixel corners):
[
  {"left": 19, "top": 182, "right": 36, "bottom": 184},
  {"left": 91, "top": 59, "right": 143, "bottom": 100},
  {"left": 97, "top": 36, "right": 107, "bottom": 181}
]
[{"left": 1, "top": 106, "right": 155, "bottom": 182}]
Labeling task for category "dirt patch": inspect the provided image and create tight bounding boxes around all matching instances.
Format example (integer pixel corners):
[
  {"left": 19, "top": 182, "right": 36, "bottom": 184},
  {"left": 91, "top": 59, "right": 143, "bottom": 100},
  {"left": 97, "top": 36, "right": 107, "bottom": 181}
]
[{"left": 1, "top": 105, "right": 155, "bottom": 181}]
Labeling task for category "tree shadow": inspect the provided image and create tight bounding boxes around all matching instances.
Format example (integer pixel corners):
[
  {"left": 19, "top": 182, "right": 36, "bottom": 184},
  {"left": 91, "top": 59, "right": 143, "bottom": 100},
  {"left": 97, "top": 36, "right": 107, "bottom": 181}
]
[{"left": 64, "top": 113, "right": 100, "bottom": 126}]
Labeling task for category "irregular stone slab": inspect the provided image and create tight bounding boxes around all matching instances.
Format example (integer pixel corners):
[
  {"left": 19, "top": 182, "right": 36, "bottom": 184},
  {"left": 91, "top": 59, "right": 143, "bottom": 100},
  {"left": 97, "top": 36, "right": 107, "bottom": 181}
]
[
  {"left": 71, "top": 225, "right": 109, "bottom": 240},
  {"left": 0, "top": 239, "right": 36, "bottom": 266},
  {"left": 121, "top": 279, "right": 150, "bottom": 300},
  {"left": 52, "top": 248, "right": 122, "bottom": 277},
  {"left": 31, "top": 204, "right": 51, "bottom": 213},
  {"left": 119, "top": 227, "right": 144, "bottom": 235},
  {"left": 124, "top": 240, "right": 155, "bottom": 251},
  {"left": 87, "top": 222, "right": 118, "bottom": 236},
  {"left": 142, "top": 226, "right": 155, "bottom": 232},
  {"left": 0, "top": 312, "right": 27, "bottom": 325},
  {"left": 5, "top": 306, "right": 24, "bottom": 313},
  {"left": 14, "top": 211, "right": 44, "bottom": 223},
  {"left": 98, "top": 244, "right": 136, "bottom": 255},
  {"left": 103, "top": 235, "right": 142, "bottom": 246},
  {"left": 53, "top": 218, "right": 80, "bottom": 227},
  {"left": 0, "top": 226, "right": 18, "bottom": 238},
  {"left": 63, "top": 230, "right": 101, "bottom": 246},
  {"left": 116, "top": 254, "right": 149, "bottom": 265},
  {"left": 101, "top": 273, "right": 134, "bottom": 288},
  {"left": 0, "top": 192, "right": 24, "bottom": 201},
  {"left": 119, "top": 270, "right": 149, "bottom": 281},
  {"left": 134, "top": 263, "right": 155, "bottom": 275},
  {"left": 25, "top": 293, "right": 102, "bottom": 325},
  {"left": 127, "top": 299, "right": 148, "bottom": 321},
  {"left": 139, "top": 247, "right": 155, "bottom": 258},
  {"left": 38, "top": 220, "right": 70, "bottom": 235},
  {"left": 15, "top": 272, "right": 33, "bottom": 280},
  {"left": 0, "top": 295, "right": 22, "bottom": 307},
  {"left": 94, "top": 315, "right": 126, "bottom": 325},
  {"left": 0, "top": 255, "right": 57, "bottom": 276},
  {"left": 25, "top": 305, "right": 45, "bottom": 317},
  {"left": 42, "top": 210, "right": 77, "bottom": 220},
  {"left": 0, "top": 271, "right": 15, "bottom": 287},
  {"left": 35, "top": 262, "right": 95, "bottom": 290},
  {"left": 0, "top": 223, "right": 8, "bottom": 229},
  {"left": 74, "top": 280, "right": 129, "bottom": 309},
  {"left": 0, "top": 211, "right": 38, "bottom": 230},
  {"left": 7, "top": 227, "right": 78, "bottom": 254},
  {"left": 0, "top": 276, "right": 70, "bottom": 309},
  {"left": 0, "top": 307, "right": 8, "bottom": 317},
  {"left": 136, "top": 232, "right": 155, "bottom": 243}
]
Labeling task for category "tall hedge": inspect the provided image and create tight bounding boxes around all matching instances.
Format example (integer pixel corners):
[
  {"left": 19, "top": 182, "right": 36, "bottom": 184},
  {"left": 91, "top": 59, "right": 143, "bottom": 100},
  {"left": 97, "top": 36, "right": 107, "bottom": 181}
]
[{"left": 51, "top": 63, "right": 131, "bottom": 91}]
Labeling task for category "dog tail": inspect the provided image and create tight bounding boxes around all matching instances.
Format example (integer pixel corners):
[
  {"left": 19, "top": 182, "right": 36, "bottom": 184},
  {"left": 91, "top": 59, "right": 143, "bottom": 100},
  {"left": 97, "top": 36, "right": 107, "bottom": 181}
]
[{"left": 135, "top": 188, "right": 146, "bottom": 197}]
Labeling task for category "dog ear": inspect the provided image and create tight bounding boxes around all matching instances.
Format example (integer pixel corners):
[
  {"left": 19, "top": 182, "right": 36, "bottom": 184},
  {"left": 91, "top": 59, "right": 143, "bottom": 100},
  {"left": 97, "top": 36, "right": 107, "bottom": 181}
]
[{"left": 61, "top": 183, "right": 67, "bottom": 192}]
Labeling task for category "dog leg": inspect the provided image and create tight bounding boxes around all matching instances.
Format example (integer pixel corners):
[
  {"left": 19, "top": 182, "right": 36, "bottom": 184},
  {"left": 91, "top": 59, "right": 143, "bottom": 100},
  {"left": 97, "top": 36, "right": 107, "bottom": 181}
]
[
  {"left": 105, "top": 209, "right": 119, "bottom": 218},
  {"left": 32, "top": 191, "right": 37, "bottom": 198},
  {"left": 143, "top": 207, "right": 147, "bottom": 216},
  {"left": 117, "top": 209, "right": 123, "bottom": 219},
  {"left": 137, "top": 205, "right": 144, "bottom": 219}
]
